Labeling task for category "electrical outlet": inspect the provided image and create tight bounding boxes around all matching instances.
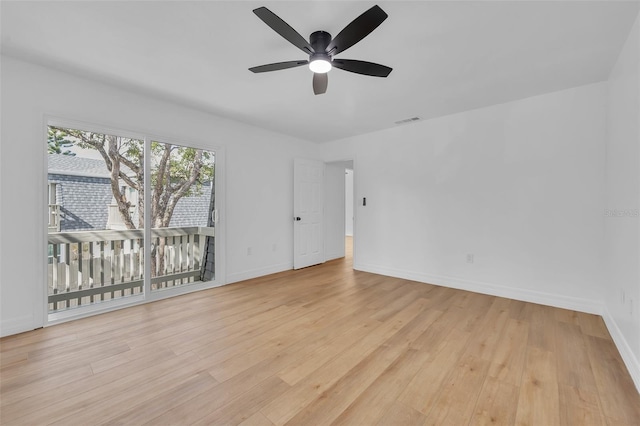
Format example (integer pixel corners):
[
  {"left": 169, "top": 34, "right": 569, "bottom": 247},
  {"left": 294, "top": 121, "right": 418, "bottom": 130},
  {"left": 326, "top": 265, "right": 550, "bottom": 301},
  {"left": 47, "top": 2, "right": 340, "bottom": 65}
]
[
  {"left": 272, "top": 243, "right": 277, "bottom": 252},
  {"left": 247, "top": 247, "right": 252, "bottom": 255},
  {"left": 466, "top": 254, "right": 474, "bottom": 264}
]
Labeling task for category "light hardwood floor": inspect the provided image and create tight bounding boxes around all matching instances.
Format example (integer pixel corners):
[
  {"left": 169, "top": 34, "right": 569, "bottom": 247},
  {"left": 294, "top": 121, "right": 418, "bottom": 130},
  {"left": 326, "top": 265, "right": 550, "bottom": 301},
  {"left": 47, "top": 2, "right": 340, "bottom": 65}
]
[{"left": 2, "top": 237, "right": 639, "bottom": 425}]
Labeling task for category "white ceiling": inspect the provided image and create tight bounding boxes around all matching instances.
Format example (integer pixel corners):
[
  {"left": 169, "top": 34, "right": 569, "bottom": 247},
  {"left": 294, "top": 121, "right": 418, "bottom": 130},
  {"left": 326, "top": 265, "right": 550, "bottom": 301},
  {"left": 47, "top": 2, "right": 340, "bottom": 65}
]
[{"left": 2, "top": 1, "right": 639, "bottom": 143}]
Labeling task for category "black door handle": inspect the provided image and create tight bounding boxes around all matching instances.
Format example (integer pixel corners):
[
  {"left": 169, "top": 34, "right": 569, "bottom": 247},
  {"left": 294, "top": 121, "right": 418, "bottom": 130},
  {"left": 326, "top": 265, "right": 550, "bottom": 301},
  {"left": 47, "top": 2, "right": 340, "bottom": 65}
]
[{"left": 295, "top": 217, "right": 301, "bottom": 221}]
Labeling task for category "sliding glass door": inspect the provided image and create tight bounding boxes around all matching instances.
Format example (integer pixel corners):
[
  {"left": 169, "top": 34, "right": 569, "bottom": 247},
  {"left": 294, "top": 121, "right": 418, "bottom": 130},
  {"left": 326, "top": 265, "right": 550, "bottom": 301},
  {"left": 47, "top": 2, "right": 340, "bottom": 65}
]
[{"left": 46, "top": 123, "right": 218, "bottom": 319}]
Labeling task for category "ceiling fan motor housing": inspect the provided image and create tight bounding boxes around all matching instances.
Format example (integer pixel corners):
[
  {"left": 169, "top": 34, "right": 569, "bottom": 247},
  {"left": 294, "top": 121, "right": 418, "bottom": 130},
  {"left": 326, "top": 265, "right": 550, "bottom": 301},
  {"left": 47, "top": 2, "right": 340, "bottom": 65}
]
[{"left": 310, "top": 30, "right": 332, "bottom": 55}]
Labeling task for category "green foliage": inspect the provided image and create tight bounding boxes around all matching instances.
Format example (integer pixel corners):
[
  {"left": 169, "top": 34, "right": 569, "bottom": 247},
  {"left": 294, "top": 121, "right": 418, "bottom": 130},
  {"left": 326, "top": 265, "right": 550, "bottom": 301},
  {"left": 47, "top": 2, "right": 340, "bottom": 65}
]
[
  {"left": 47, "top": 128, "right": 76, "bottom": 156},
  {"left": 150, "top": 142, "right": 214, "bottom": 198}
]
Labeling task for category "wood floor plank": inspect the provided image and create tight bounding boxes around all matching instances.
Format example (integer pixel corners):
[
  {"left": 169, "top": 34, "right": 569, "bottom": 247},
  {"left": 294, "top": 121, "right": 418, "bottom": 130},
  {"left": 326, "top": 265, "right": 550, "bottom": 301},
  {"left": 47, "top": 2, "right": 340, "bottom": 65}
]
[
  {"left": 262, "top": 298, "right": 431, "bottom": 425},
  {"left": 50, "top": 353, "right": 215, "bottom": 426},
  {"left": 1, "top": 339, "right": 130, "bottom": 385},
  {"left": 554, "top": 307, "right": 581, "bottom": 325},
  {"left": 558, "top": 383, "right": 605, "bottom": 426},
  {"left": 1, "top": 237, "right": 638, "bottom": 426},
  {"left": 276, "top": 314, "right": 382, "bottom": 386},
  {"left": 423, "top": 354, "right": 491, "bottom": 425},
  {"left": 398, "top": 326, "right": 472, "bottom": 415},
  {"left": 0, "top": 346, "right": 177, "bottom": 423},
  {"left": 102, "top": 371, "right": 219, "bottom": 425},
  {"left": 577, "top": 312, "right": 610, "bottom": 339},
  {"left": 555, "top": 321, "right": 598, "bottom": 390},
  {"left": 237, "top": 411, "right": 275, "bottom": 426},
  {"left": 515, "top": 346, "right": 561, "bottom": 426},
  {"left": 375, "top": 401, "right": 427, "bottom": 425},
  {"left": 470, "top": 377, "right": 519, "bottom": 425},
  {"left": 461, "top": 297, "right": 511, "bottom": 361},
  {"left": 8, "top": 350, "right": 203, "bottom": 425},
  {"left": 283, "top": 344, "right": 406, "bottom": 426},
  {"left": 192, "top": 377, "right": 290, "bottom": 426},
  {"left": 331, "top": 347, "right": 427, "bottom": 425},
  {"left": 285, "top": 304, "right": 441, "bottom": 426},
  {"left": 486, "top": 318, "right": 529, "bottom": 385},
  {"left": 208, "top": 303, "right": 345, "bottom": 382},
  {"left": 585, "top": 335, "right": 640, "bottom": 424},
  {"left": 527, "top": 304, "right": 557, "bottom": 352}
]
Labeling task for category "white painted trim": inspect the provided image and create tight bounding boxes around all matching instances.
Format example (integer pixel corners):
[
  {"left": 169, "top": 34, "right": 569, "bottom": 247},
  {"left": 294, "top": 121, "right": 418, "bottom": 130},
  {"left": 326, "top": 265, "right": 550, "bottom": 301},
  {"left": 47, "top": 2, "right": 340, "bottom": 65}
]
[
  {"left": 355, "top": 262, "right": 604, "bottom": 315},
  {"left": 143, "top": 136, "right": 152, "bottom": 297},
  {"left": 226, "top": 262, "right": 293, "bottom": 285},
  {"left": 602, "top": 307, "right": 640, "bottom": 393},
  {"left": 0, "top": 315, "right": 37, "bottom": 338}
]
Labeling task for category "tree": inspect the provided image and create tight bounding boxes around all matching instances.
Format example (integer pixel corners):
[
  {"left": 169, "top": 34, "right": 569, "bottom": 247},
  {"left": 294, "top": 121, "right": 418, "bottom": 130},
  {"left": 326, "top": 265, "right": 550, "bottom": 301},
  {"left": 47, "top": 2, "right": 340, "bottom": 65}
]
[
  {"left": 48, "top": 128, "right": 76, "bottom": 156},
  {"left": 49, "top": 126, "right": 214, "bottom": 276}
]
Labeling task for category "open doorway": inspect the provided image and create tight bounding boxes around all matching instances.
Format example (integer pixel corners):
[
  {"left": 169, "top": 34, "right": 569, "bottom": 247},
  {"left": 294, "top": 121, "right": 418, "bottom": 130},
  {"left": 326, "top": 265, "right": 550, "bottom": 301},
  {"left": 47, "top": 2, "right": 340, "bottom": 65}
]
[
  {"left": 345, "top": 168, "right": 354, "bottom": 261},
  {"left": 324, "top": 160, "right": 354, "bottom": 266}
]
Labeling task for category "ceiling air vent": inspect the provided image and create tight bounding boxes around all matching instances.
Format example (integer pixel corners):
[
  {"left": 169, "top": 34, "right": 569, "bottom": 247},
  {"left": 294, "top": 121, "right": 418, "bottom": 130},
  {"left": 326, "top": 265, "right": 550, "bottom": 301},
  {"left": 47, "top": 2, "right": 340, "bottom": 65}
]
[{"left": 394, "top": 116, "right": 421, "bottom": 125}]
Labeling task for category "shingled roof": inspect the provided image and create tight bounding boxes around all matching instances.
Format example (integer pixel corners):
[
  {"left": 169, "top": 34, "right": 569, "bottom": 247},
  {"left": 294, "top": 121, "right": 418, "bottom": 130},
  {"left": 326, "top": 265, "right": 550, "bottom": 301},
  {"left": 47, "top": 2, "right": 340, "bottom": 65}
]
[
  {"left": 48, "top": 154, "right": 211, "bottom": 231},
  {"left": 48, "top": 153, "right": 134, "bottom": 177}
]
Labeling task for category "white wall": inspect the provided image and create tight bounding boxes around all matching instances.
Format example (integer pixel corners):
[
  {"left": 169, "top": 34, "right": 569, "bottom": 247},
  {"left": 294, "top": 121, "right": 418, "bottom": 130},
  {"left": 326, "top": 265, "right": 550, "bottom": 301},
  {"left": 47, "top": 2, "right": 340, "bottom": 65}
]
[
  {"left": 604, "top": 12, "right": 640, "bottom": 387},
  {"left": 324, "top": 162, "right": 347, "bottom": 261},
  {"left": 0, "top": 56, "right": 319, "bottom": 336},
  {"left": 322, "top": 82, "right": 607, "bottom": 313},
  {"left": 345, "top": 169, "right": 354, "bottom": 236}
]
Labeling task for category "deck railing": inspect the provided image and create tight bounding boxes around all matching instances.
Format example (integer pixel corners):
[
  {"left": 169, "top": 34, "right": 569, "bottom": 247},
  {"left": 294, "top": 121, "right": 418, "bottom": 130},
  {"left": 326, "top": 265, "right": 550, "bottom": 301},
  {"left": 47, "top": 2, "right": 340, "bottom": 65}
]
[
  {"left": 47, "top": 226, "right": 214, "bottom": 312},
  {"left": 48, "top": 204, "right": 61, "bottom": 232}
]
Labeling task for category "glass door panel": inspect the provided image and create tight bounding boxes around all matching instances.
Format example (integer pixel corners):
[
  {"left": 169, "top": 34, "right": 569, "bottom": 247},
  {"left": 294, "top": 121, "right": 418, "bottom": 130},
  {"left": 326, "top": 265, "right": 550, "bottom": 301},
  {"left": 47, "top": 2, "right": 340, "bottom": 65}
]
[
  {"left": 149, "top": 141, "right": 215, "bottom": 291},
  {"left": 47, "top": 125, "right": 144, "bottom": 314}
]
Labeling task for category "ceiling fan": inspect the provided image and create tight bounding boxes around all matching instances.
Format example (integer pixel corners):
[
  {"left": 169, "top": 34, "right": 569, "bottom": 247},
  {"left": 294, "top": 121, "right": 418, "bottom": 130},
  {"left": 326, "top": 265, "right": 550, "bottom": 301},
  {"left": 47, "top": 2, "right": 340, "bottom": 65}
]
[{"left": 249, "top": 5, "right": 393, "bottom": 95}]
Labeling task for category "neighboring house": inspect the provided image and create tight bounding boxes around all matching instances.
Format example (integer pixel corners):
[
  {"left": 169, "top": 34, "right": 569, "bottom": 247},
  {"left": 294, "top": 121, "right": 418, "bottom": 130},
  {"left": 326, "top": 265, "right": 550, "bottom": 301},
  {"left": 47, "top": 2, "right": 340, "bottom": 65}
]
[{"left": 47, "top": 153, "right": 211, "bottom": 232}]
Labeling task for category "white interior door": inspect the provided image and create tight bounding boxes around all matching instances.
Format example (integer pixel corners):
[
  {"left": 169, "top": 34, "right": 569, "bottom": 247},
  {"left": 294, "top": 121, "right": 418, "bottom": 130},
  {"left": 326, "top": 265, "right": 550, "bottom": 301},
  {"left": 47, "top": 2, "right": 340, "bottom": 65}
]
[{"left": 294, "top": 158, "right": 324, "bottom": 269}]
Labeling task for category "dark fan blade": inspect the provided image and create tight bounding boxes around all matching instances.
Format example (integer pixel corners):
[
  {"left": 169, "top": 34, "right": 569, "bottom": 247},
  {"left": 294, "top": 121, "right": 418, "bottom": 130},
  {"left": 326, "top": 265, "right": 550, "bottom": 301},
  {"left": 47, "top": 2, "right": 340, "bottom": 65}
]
[
  {"left": 253, "top": 7, "right": 314, "bottom": 55},
  {"left": 249, "top": 60, "right": 309, "bottom": 73},
  {"left": 325, "top": 5, "right": 388, "bottom": 55},
  {"left": 313, "top": 73, "right": 328, "bottom": 95},
  {"left": 332, "top": 59, "right": 392, "bottom": 77}
]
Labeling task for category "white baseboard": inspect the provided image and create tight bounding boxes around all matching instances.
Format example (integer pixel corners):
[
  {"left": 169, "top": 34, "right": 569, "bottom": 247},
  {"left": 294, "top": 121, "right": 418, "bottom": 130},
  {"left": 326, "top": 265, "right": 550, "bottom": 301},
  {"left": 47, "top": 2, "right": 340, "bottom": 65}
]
[
  {"left": 602, "top": 308, "right": 640, "bottom": 393},
  {"left": 355, "top": 262, "right": 603, "bottom": 314},
  {"left": 0, "top": 314, "right": 36, "bottom": 338},
  {"left": 226, "top": 262, "right": 293, "bottom": 284}
]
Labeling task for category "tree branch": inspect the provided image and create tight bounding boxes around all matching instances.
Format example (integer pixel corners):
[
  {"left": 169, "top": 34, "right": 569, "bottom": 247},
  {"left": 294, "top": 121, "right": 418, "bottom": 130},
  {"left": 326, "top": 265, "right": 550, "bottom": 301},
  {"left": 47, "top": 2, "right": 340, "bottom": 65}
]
[
  {"left": 107, "top": 135, "right": 136, "bottom": 230},
  {"left": 162, "top": 150, "right": 204, "bottom": 227}
]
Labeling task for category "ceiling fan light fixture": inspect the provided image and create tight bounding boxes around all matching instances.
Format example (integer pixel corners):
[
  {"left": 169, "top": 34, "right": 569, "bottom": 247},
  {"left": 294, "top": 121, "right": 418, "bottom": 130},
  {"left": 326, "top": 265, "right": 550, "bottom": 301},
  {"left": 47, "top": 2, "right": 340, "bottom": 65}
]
[
  {"left": 250, "top": 6, "right": 392, "bottom": 94},
  {"left": 309, "top": 56, "right": 332, "bottom": 73}
]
